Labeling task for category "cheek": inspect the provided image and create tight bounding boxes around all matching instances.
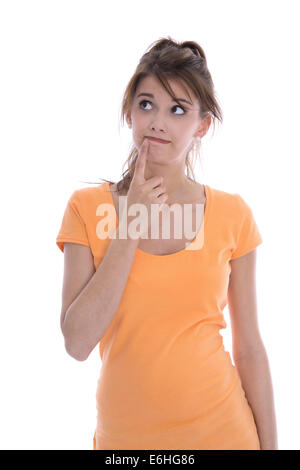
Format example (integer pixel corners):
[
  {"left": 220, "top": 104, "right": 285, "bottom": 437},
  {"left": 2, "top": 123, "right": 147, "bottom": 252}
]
[
  {"left": 173, "top": 124, "right": 193, "bottom": 141},
  {"left": 131, "top": 113, "right": 148, "bottom": 131}
]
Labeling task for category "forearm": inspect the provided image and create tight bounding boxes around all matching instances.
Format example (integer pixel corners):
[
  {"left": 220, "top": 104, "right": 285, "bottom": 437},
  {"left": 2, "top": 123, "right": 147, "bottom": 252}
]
[
  {"left": 234, "top": 348, "right": 278, "bottom": 450},
  {"left": 63, "top": 222, "right": 139, "bottom": 360}
]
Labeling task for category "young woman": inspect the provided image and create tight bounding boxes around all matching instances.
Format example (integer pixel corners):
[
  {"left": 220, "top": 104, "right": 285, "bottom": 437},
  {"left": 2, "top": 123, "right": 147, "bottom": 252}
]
[{"left": 56, "top": 36, "right": 277, "bottom": 450}]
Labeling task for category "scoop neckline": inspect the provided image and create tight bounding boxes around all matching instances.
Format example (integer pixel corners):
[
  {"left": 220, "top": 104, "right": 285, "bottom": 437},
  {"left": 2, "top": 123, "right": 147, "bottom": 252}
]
[{"left": 105, "top": 181, "right": 211, "bottom": 259}]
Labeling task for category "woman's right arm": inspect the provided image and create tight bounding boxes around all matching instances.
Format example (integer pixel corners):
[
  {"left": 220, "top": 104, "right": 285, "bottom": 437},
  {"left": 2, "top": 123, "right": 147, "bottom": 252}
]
[
  {"left": 61, "top": 137, "right": 167, "bottom": 361},
  {"left": 61, "top": 224, "right": 140, "bottom": 361}
]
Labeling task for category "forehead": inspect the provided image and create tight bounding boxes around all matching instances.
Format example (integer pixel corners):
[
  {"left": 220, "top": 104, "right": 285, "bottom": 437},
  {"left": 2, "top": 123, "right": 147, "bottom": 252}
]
[{"left": 135, "top": 75, "right": 195, "bottom": 103}]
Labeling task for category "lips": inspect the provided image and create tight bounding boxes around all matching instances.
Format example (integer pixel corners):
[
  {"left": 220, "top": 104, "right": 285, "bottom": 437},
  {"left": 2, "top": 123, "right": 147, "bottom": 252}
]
[{"left": 146, "top": 136, "right": 171, "bottom": 144}]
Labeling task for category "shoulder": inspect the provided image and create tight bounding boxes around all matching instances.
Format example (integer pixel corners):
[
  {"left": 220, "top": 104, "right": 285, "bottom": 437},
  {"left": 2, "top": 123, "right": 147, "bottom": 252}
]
[
  {"left": 70, "top": 183, "right": 107, "bottom": 203},
  {"left": 72, "top": 182, "right": 107, "bottom": 197},
  {"left": 209, "top": 185, "right": 240, "bottom": 203},
  {"left": 65, "top": 184, "right": 110, "bottom": 220},
  {"left": 208, "top": 185, "right": 244, "bottom": 218}
]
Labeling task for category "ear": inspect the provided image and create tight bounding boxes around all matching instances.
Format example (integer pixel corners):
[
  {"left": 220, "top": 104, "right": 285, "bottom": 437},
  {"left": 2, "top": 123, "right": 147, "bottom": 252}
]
[
  {"left": 125, "top": 109, "right": 132, "bottom": 128},
  {"left": 194, "top": 114, "right": 212, "bottom": 139}
]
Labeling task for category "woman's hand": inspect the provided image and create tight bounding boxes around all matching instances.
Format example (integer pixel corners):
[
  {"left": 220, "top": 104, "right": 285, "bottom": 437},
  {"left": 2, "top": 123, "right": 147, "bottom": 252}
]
[{"left": 119, "top": 138, "right": 168, "bottom": 238}]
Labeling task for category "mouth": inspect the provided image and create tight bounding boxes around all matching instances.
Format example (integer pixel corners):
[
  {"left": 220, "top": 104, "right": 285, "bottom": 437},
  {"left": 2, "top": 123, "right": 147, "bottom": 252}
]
[{"left": 146, "top": 136, "right": 171, "bottom": 144}]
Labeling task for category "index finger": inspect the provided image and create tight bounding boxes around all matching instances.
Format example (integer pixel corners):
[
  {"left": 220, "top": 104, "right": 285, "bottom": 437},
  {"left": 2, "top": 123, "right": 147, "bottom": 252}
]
[{"left": 133, "top": 138, "right": 149, "bottom": 184}]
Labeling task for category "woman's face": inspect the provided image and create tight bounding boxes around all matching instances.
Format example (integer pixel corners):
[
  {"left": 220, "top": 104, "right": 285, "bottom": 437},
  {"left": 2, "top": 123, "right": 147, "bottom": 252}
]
[{"left": 127, "top": 75, "right": 210, "bottom": 165}]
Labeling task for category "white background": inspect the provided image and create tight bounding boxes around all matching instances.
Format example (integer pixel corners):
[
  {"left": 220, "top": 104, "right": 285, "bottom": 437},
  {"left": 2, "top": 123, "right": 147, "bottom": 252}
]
[{"left": 0, "top": 0, "right": 299, "bottom": 450}]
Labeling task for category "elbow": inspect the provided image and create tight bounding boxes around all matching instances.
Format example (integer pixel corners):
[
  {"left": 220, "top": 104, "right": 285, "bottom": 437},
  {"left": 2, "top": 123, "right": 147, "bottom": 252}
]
[
  {"left": 61, "top": 317, "right": 89, "bottom": 361},
  {"left": 64, "top": 336, "right": 89, "bottom": 362}
]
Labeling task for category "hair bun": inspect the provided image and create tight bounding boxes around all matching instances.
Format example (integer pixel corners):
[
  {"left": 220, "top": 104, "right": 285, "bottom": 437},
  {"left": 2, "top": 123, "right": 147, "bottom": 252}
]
[{"left": 181, "top": 41, "right": 207, "bottom": 62}]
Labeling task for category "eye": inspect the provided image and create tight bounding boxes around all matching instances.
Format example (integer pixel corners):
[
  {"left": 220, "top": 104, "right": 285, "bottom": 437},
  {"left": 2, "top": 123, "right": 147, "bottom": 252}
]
[{"left": 138, "top": 100, "right": 186, "bottom": 115}]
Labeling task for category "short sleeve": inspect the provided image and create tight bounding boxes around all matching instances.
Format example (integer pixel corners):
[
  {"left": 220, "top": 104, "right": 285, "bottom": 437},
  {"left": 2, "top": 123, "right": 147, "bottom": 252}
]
[
  {"left": 56, "top": 190, "right": 90, "bottom": 253},
  {"left": 231, "top": 194, "right": 263, "bottom": 260}
]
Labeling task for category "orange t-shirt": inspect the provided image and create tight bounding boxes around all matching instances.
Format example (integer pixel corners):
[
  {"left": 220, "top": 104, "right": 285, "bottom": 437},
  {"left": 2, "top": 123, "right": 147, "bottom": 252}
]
[{"left": 56, "top": 182, "right": 263, "bottom": 450}]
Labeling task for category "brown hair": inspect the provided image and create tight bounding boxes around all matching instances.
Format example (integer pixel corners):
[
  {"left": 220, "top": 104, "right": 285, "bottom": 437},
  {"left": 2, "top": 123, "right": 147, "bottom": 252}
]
[{"left": 81, "top": 36, "right": 223, "bottom": 193}]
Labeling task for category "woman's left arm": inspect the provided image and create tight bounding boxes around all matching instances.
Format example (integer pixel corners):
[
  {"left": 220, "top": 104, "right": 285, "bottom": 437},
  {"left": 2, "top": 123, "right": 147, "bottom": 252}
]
[
  {"left": 228, "top": 249, "right": 278, "bottom": 450},
  {"left": 234, "top": 348, "right": 278, "bottom": 450}
]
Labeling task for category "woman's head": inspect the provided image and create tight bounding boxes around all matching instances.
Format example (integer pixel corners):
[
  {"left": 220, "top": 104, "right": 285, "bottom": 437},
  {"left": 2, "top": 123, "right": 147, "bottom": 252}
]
[
  {"left": 117, "top": 37, "right": 222, "bottom": 193},
  {"left": 126, "top": 74, "right": 208, "bottom": 176},
  {"left": 84, "top": 36, "right": 223, "bottom": 193}
]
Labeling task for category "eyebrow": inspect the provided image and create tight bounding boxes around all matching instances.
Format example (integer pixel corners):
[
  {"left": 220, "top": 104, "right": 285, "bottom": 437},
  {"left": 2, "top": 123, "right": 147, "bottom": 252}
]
[{"left": 137, "top": 92, "right": 193, "bottom": 106}]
